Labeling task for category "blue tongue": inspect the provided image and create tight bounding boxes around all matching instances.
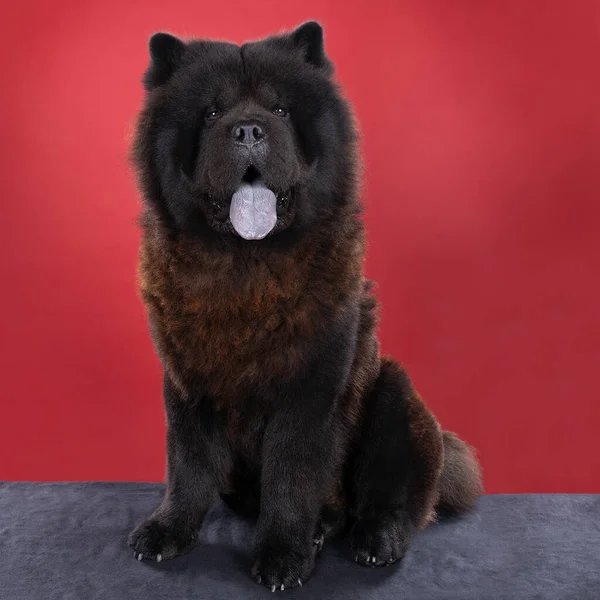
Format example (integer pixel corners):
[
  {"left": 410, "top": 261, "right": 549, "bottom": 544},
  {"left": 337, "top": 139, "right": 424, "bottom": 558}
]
[{"left": 229, "top": 179, "right": 278, "bottom": 240}]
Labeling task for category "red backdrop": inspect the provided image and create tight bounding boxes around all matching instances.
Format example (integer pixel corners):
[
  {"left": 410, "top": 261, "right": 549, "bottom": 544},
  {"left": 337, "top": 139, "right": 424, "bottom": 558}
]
[{"left": 1, "top": 0, "right": 599, "bottom": 492}]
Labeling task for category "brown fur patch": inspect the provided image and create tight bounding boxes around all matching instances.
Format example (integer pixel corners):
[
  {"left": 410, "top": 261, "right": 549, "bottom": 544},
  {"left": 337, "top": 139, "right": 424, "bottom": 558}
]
[{"left": 139, "top": 204, "right": 368, "bottom": 406}]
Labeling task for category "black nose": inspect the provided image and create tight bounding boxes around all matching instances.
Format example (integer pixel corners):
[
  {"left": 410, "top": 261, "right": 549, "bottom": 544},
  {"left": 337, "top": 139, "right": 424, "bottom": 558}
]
[{"left": 232, "top": 121, "right": 266, "bottom": 147}]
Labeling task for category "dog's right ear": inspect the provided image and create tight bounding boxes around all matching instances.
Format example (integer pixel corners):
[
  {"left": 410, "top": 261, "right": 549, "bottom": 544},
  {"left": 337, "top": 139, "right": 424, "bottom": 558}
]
[{"left": 143, "top": 33, "right": 187, "bottom": 91}]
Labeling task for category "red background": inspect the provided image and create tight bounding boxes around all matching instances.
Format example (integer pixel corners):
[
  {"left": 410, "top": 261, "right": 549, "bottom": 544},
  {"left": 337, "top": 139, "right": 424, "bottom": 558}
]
[{"left": 1, "top": 0, "right": 599, "bottom": 492}]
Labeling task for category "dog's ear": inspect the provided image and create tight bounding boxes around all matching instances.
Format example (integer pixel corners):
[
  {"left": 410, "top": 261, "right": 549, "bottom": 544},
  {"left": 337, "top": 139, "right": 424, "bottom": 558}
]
[
  {"left": 291, "top": 22, "right": 332, "bottom": 74},
  {"left": 143, "top": 33, "right": 187, "bottom": 91}
]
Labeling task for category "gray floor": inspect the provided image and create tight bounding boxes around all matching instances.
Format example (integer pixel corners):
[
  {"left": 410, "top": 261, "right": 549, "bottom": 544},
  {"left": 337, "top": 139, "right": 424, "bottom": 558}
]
[{"left": 1, "top": 482, "right": 598, "bottom": 599}]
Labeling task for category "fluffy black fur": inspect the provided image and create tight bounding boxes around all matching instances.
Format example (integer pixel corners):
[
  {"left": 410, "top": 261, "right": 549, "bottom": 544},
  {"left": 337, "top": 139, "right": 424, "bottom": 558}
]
[{"left": 128, "top": 22, "right": 483, "bottom": 591}]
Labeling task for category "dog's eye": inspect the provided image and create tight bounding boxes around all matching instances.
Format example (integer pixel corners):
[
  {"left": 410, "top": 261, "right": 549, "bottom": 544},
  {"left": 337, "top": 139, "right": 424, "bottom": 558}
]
[
  {"left": 205, "top": 108, "right": 220, "bottom": 121},
  {"left": 272, "top": 107, "right": 288, "bottom": 117}
]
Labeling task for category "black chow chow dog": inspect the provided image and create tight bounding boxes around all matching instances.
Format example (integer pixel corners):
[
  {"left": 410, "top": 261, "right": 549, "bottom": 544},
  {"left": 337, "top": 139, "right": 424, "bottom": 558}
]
[{"left": 128, "top": 21, "right": 482, "bottom": 591}]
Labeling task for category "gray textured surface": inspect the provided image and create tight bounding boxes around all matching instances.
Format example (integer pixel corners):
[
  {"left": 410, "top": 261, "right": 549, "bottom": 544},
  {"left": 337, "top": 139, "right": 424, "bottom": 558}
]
[{"left": 0, "top": 483, "right": 598, "bottom": 600}]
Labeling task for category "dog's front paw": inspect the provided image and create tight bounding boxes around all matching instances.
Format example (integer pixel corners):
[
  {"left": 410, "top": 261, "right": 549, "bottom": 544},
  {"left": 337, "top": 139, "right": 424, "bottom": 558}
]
[
  {"left": 251, "top": 544, "right": 315, "bottom": 591},
  {"left": 350, "top": 513, "right": 411, "bottom": 567},
  {"left": 128, "top": 516, "right": 198, "bottom": 562}
]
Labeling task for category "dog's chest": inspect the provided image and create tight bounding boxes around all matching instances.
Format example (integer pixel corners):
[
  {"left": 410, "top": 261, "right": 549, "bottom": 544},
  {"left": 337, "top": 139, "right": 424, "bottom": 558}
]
[{"left": 156, "top": 261, "right": 319, "bottom": 401}]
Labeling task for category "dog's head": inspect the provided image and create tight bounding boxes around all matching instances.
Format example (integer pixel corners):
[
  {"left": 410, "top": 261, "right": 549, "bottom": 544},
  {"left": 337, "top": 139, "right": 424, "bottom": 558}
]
[{"left": 134, "top": 22, "right": 357, "bottom": 243}]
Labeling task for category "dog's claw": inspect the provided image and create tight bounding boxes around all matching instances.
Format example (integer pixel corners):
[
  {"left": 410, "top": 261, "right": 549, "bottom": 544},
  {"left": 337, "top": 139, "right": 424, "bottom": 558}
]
[
  {"left": 156, "top": 554, "right": 162, "bottom": 562},
  {"left": 280, "top": 584, "right": 285, "bottom": 591},
  {"left": 298, "top": 579, "right": 302, "bottom": 587},
  {"left": 137, "top": 553, "right": 143, "bottom": 561},
  {"left": 271, "top": 585, "right": 276, "bottom": 593},
  {"left": 256, "top": 575, "right": 262, "bottom": 584},
  {"left": 313, "top": 533, "right": 325, "bottom": 550}
]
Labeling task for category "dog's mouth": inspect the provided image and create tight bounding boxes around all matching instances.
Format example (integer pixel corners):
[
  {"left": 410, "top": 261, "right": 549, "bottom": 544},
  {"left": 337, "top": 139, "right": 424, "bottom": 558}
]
[
  {"left": 240, "top": 166, "right": 292, "bottom": 217},
  {"left": 241, "top": 165, "right": 261, "bottom": 184},
  {"left": 208, "top": 166, "right": 294, "bottom": 239}
]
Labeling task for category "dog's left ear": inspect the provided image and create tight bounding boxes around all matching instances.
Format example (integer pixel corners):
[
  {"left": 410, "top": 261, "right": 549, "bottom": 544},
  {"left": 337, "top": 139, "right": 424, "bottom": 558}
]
[{"left": 291, "top": 22, "right": 333, "bottom": 74}]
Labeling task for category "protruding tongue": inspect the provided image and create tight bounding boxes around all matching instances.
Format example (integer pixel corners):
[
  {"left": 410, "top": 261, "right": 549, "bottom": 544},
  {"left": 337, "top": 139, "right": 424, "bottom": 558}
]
[{"left": 229, "top": 179, "right": 277, "bottom": 240}]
